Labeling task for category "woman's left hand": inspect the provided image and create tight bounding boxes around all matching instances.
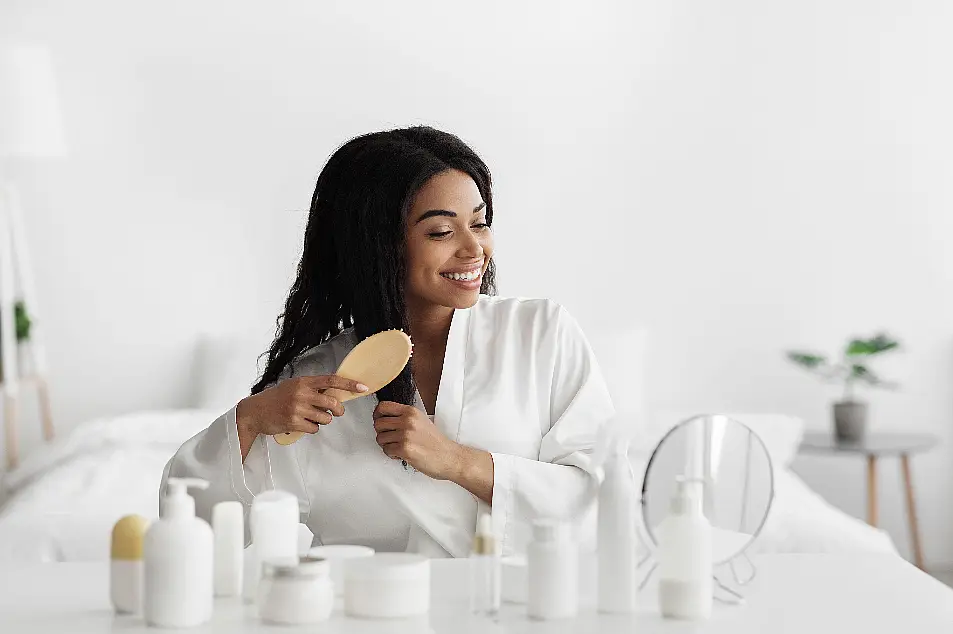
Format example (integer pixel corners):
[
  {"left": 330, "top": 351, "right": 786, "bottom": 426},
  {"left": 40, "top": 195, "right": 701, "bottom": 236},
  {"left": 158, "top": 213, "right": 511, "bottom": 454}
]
[{"left": 372, "top": 401, "right": 461, "bottom": 480}]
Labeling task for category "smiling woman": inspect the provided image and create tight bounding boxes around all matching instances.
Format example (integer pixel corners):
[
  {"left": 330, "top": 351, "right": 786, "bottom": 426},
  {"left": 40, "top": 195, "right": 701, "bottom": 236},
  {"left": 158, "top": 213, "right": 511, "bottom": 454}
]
[{"left": 161, "top": 126, "right": 615, "bottom": 558}]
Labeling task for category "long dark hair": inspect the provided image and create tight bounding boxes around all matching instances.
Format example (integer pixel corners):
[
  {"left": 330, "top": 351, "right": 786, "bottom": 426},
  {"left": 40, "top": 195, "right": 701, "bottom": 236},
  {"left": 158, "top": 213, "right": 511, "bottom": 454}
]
[{"left": 251, "top": 126, "right": 497, "bottom": 404}]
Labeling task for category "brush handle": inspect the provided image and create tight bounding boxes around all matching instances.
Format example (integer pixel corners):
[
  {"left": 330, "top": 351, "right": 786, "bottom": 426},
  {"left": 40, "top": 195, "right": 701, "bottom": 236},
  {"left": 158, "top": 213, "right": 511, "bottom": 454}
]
[{"left": 272, "top": 389, "right": 367, "bottom": 446}]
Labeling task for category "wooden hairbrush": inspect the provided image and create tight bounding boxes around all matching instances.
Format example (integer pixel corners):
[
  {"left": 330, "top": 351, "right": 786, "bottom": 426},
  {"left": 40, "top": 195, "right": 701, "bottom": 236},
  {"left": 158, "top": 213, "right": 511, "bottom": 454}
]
[{"left": 273, "top": 329, "right": 414, "bottom": 446}]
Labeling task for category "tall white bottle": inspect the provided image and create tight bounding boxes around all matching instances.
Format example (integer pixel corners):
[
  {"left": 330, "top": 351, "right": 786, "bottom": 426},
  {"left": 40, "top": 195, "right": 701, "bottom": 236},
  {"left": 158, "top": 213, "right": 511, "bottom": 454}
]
[
  {"left": 597, "top": 438, "right": 640, "bottom": 613},
  {"left": 657, "top": 477, "right": 713, "bottom": 621},
  {"left": 212, "top": 500, "right": 244, "bottom": 597},
  {"left": 243, "top": 489, "right": 299, "bottom": 602},
  {"left": 526, "top": 519, "right": 578, "bottom": 620},
  {"left": 144, "top": 477, "right": 214, "bottom": 628}
]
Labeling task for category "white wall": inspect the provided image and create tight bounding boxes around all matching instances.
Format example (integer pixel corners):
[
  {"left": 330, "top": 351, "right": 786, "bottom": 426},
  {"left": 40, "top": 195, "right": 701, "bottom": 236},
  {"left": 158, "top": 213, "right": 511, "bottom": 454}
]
[{"left": 3, "top": 1, "right": 952, "bottom": 566}]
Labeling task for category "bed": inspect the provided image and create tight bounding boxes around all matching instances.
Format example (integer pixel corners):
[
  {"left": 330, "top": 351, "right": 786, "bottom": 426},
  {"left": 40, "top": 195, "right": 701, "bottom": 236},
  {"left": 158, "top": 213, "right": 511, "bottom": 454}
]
[{"left": 0, "top": 329, "right": 899, "bottom": 562}]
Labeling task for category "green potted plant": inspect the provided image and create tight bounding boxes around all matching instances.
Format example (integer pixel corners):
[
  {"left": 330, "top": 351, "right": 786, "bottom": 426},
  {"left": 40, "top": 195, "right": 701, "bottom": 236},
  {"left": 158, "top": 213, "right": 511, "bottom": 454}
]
[
  {"left": 0, "top": 300, "right": 32, "bottom": 383},
  {"left": 786, "top": 333, "right": 900, "bottom": 442}
]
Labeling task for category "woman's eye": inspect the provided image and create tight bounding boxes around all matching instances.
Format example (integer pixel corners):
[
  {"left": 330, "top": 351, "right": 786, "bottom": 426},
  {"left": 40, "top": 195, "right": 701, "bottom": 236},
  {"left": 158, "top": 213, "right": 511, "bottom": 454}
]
[
  {"left": 472, "top": 223, "right": 490, "bottom": 230},
  {"left": 428, "top": 231, "right": 452, "bottom": 238}
]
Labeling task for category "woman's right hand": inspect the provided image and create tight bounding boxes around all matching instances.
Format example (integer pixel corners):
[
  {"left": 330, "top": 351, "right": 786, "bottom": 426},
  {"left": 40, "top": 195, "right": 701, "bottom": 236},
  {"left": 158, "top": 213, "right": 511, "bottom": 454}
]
[{"left": 236, "top": 375, "right": 370, "bottom": 438}]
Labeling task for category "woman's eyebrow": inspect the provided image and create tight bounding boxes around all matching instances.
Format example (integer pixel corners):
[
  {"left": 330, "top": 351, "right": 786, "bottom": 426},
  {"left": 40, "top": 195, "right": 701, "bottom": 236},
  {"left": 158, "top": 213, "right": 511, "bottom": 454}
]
[{"left": 414, "top": 202, "right": 486, "bottom": 225}]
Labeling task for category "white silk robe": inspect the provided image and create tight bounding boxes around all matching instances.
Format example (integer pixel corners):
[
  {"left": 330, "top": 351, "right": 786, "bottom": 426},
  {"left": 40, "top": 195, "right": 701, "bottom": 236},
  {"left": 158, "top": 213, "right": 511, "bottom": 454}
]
[{"left": 161, "top": 295, "right": 615, "bottom": 557}]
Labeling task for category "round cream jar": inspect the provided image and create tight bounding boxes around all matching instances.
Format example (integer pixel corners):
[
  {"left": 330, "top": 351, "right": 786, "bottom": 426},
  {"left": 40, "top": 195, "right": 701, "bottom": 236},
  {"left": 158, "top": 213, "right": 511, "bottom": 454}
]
[
  {"left": 308, "top": 544, "right": 375, "bottom": 597},
  {"left": 344, "top": 553, "right": 430, "bottom": 618},
  {"left": 257, "top": 556, "right": 334, "bottom": 625}
]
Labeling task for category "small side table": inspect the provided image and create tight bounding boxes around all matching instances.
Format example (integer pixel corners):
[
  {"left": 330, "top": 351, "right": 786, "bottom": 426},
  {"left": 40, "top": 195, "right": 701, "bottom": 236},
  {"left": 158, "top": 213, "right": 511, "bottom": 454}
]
[{"left": 798, "top": 432, "right": 939, "bottom": 570}]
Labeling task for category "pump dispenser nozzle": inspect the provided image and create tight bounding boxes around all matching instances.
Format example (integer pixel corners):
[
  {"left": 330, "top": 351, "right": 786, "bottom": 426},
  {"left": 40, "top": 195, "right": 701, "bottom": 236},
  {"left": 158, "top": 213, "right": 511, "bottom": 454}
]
[
  {"left": 162, "top": 477, "right": 209, "bottom": 519},
  {"left": 671, "top": 476, "right": 705, "bottom": 516}
]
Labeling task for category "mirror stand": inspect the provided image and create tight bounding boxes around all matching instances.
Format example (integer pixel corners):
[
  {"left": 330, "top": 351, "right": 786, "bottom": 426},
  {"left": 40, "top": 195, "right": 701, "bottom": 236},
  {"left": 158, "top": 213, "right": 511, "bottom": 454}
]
[{"left": 634, "top": 551, "right": 757, "bottom": 604}]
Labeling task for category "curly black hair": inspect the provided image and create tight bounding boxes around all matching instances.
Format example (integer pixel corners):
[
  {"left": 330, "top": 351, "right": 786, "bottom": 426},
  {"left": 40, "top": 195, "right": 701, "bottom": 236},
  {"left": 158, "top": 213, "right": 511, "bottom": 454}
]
[{"left": 251, "top": 126, "right": 497, "bottom": 405}]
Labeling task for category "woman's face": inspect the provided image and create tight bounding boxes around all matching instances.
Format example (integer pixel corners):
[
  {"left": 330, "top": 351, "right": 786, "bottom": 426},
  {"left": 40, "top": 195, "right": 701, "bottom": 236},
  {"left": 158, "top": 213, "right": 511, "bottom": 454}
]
[{"left": 405, "top": 169, "right": 494, "bottom": 311}]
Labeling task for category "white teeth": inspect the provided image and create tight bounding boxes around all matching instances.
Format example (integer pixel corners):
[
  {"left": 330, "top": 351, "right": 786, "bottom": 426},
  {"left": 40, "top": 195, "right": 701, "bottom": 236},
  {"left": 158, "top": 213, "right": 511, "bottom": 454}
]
[{"left": 442, "top": 270, "right": 480, "bottom": 282}]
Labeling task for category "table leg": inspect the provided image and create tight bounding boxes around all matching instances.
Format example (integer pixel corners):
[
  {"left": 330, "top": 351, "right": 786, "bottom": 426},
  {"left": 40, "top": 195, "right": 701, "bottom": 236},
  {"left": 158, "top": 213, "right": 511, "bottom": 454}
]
[
  {"left": 866, "top": 455, "right": 878, "bottom": 526},
  {"left": 3, "top": 391, "right": 18, "bottom": 470},
  {"left": 901, "top": 454, "right": 926, "bottom": 570},
  {"left": 36, "top": 376, "right": 55, "bottom": 442}
]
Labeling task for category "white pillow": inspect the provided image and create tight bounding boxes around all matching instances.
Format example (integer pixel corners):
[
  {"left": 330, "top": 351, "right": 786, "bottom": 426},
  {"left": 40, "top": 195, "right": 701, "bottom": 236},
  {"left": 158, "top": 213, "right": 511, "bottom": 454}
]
[{"left": 190, "top": 332, "right": 273, "bottom": 411}]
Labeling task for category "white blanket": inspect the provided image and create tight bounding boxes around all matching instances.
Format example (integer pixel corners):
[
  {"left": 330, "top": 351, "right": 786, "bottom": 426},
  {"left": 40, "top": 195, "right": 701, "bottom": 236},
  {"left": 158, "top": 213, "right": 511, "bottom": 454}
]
[
  {"left": 0, "top": 408, "right": 898, "bottom": 562},
  {"left": 0, "top": 409, "right": 218, "bottom": 561}
]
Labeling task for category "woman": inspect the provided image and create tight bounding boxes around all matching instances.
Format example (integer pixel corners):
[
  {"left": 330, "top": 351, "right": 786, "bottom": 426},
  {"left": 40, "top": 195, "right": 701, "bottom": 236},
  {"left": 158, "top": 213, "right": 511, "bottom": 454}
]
[{"left": 162, "top": 126, "right": 614, "bottom": 557}]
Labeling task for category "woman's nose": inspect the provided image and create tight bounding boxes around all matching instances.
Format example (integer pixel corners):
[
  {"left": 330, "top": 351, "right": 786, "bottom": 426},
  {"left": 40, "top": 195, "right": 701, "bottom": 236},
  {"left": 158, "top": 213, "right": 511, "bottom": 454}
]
[{"left": 458, "top": 229, "right": 483, "bottom": 258}]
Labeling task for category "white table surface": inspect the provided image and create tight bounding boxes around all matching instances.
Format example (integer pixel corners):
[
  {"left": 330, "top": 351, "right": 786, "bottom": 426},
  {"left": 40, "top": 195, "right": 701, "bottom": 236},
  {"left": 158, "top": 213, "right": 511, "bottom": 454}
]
[{"left": 1, "top": 554, "right": 951, "bottom": 633}]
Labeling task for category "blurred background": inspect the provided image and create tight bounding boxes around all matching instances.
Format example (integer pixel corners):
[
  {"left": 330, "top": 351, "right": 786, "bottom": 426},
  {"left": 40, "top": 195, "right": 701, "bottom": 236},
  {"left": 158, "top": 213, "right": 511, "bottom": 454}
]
[{"left": 0, "top": 0, "right": 951, "bottom": 576}]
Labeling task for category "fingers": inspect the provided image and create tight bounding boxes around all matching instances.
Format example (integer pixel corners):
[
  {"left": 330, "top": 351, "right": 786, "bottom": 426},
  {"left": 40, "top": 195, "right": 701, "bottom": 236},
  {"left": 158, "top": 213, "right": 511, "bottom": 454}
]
[
  {"left": 305, "top": 375, "right": 370, "bottom": 395},
  {"left": 375, "top": 430, "right": 407, "bottom": 446},
  {"left": 381, "top": 442, "right": 404, "bottom": 459},
  {"left": 295, "top": 404, "right": 333, "bottom": 426},
  {"left": 373, "top": 400, "right": 416, "bottom": 418},
  {"left": 373, "top": 414, "right": 410, "bottom": 433},
  {"left": 311, "top": 393, "right": 345, "bottom": 417},
  {"left": 291, "top": 417, "right": 321, "bottom": 435}
]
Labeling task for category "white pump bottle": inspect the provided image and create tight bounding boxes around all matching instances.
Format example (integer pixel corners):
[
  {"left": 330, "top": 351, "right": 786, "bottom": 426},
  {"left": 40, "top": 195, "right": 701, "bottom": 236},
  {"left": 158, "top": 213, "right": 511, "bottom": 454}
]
[
  {"left": 144, "top": 477, "right": 214, "bottom": 628},
  {"left": 657, "top": 477, "right": 713, "bottom": 620}
]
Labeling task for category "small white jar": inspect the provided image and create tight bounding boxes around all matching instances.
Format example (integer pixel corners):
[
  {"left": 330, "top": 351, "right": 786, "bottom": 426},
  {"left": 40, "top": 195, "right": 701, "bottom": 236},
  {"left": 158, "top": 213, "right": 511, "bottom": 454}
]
[
  {"left": 501, "top": 555, "right": 528, "bottom": 604},
  {"left": 308, "top": 544, "right": 375, "bottom": 597},
  {"left": 526, "top": 519, "right": 578, "bottom": 620},
  {"left": 257, "top": 556, "right": 334, "bottom": 625},
  {"left": 344, "top": 553, "right": 430, "bottom": 618}
]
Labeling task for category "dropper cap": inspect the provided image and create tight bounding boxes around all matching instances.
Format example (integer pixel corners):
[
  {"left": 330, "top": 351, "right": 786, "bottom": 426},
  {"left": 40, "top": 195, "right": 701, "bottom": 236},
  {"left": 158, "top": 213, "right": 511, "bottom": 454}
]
[
  {"left": 162, "top": 477, "right": 209, "bottom": 520},
  {"left": 472, "top": 513, "right": 496, "bottom": 555}
]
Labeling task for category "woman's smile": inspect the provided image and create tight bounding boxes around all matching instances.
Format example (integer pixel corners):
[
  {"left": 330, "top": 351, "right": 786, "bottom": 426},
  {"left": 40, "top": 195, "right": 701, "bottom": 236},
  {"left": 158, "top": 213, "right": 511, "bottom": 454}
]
[{"left": 439, "top": 261, "right": 484, "bottom": 287}]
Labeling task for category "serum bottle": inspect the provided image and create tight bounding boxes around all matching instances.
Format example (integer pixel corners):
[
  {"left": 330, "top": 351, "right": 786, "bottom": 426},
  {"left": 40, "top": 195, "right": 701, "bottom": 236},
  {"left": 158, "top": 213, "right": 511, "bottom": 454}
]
[{"left": 470, "top": 513, "right": 501, "bottom": 617}]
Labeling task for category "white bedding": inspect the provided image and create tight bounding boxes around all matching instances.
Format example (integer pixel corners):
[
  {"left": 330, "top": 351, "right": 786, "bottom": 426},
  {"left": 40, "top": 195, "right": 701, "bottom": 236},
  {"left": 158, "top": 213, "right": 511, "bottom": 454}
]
[
  {"left": 0, "top": 408, "right": 899, "bottom": 562},
  {"left": 0, "top": 408, "right": 218, "bottom": 562}
]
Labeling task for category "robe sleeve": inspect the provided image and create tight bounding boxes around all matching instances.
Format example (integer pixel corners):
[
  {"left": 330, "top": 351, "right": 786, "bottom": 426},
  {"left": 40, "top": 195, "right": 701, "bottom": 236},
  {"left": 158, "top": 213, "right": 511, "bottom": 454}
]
[
  {"left": 488, "top": 305, "right": 615, "bottom": 555},
  {"left": 159, "top": 367, "right": 313, "bottom": 544}
]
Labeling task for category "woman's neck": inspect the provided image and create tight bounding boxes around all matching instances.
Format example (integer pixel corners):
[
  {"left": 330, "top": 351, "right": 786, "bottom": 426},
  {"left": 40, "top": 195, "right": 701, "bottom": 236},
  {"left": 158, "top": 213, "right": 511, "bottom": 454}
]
[{"left": 406, "top": 301, "right": 454, "bottom": 350}]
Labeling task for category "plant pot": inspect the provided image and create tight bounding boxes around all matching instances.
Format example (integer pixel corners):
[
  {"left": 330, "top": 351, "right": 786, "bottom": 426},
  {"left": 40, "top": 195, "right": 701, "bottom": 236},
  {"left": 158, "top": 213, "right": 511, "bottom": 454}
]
[{"left": 833, "top": 401, "right": 868, "bottom": 443}]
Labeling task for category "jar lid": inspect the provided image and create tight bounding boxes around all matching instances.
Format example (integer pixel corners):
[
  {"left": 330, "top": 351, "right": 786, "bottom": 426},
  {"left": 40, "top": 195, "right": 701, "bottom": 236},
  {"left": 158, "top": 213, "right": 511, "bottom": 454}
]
[
  {"left": 344, "top": 553, "right": 429, "bottom": 582},
  {"left": 263, "top": 556, "right": 330, "bottom": 580},
  {"left": 308, "top": 544, "right": 375, "bottom": 560}
]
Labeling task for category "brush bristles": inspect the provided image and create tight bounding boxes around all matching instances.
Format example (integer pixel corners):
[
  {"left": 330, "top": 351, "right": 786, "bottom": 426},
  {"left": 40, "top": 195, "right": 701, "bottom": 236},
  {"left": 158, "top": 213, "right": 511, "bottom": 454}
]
[{"left": 364, "top": 328, "right": 414, "bottom": 357}]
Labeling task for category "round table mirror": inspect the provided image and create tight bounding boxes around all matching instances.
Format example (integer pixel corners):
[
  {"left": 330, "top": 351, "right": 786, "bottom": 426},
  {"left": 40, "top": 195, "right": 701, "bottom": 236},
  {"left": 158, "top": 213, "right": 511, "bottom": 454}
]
[{"left": 641, "top": 414, "right": 775, "bottom": 565}]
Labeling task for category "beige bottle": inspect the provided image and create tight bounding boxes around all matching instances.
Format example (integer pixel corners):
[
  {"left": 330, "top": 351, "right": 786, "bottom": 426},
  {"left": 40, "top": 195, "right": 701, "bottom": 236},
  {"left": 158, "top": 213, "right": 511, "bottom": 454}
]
[{"left": 111, "top": 514, "right": 150, "bottom": 614}]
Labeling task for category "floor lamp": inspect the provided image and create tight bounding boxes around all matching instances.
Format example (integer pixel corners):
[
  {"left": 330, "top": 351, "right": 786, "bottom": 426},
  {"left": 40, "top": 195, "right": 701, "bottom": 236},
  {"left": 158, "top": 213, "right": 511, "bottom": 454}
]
[{"left": 0, "top": 44, "right": 66, "bottom": 470}]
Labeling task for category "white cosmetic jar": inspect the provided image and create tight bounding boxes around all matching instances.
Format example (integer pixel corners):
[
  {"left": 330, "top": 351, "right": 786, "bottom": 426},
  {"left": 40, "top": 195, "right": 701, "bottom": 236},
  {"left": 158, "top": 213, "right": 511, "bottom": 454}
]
[
  {"left": 308, "top": 545, "right": 375, "bottom": 596},
  {"left": 257, "top": 556, "right": 334, "bottom": 625},
  {"left": 344, "top": 553, "right": 430, "bottom": 618},
  {"left": 502, "top": 555, "right": 528, "bottom": 604}
]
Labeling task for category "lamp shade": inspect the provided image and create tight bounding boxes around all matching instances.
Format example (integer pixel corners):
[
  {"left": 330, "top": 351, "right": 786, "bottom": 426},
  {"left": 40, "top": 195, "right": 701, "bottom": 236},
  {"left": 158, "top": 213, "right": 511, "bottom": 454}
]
[{"left": 0, "top": 44, "right": 67, "bottom": 159}]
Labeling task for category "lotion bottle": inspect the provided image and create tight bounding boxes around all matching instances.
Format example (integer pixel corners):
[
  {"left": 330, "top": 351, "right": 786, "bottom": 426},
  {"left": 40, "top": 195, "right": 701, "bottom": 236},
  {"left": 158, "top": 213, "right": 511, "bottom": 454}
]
[
  {"left": 143, "top": 477, "right": 214, "bottom": 628},
  {"left": 597, "top": 435, "right": 640, "bottom": 613},
  {"left": 110, "top": 514, "right": 150, "bottom": 614},
  {"left": 526, "top": 519, "right": 578, "bottom": 620},
  {"left": 212, "top": 500, "right": 244, "bottom": 597},
  {"left": 243, "top": 488, "right": 299, "bottom": 602},
  {"left": 657, "top": 477, "right": 713, "bottom": 620}
]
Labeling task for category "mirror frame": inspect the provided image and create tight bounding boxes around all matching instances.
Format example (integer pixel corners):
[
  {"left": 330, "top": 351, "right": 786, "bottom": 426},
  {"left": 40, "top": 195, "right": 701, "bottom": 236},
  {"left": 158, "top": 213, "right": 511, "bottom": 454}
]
[{"left": 638, "top": 414, "right": 776, "bottom": 565}]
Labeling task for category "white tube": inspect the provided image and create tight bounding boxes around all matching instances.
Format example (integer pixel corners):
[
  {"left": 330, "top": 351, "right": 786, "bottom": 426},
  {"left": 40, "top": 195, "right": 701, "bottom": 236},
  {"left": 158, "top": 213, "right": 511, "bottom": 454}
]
[{"left": 212, "top": 501, "right": 244, "bottom": 597}]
